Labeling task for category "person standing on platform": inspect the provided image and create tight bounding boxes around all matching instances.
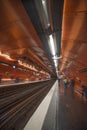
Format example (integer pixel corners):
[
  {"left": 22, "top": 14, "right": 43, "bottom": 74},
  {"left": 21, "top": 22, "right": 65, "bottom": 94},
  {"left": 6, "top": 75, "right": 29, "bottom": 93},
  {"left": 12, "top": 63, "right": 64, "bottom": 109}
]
[
  {"left": 58, "top": 74, "right": 63, "bottom": 87},
  {"left": 63, "top": 77, "right": 68, "bottom": 95},
  {"left": 69, "top": 78, "right": 75, "bottom": 97},
  {"left": 81, "top": 81, "right": 87, "bottom": 101}
]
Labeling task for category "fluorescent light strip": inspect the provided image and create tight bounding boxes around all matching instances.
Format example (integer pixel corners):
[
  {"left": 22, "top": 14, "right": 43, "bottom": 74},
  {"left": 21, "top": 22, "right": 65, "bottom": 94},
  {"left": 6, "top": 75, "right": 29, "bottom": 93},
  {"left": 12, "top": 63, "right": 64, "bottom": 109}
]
[
  {"left": 53, "top": 59, "right": 58, "bottom": 67},
  {"left": 41, "top": 0, "right": 50, "bottom": 28},
  {"left": 49, "top": 35, "right": 56, "bottom": 56}
]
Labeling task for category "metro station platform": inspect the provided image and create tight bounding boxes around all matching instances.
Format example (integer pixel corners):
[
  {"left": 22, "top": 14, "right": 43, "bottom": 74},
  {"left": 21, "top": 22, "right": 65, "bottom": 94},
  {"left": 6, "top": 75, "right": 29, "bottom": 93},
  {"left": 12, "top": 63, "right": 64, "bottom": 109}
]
[{"left": 24, "top": 80, "right": 87, "bottom": 130}]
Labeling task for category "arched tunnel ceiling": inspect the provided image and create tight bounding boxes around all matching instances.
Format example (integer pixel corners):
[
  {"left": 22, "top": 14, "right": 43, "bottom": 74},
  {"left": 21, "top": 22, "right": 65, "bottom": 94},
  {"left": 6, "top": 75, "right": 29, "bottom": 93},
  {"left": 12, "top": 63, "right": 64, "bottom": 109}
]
[{"left": 0, "top": 0, "right": 87, "bottom": 82}]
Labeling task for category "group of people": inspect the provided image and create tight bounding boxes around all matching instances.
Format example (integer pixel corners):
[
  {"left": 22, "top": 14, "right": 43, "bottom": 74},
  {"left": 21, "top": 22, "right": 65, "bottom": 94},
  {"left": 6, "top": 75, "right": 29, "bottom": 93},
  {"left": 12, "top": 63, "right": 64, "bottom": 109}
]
[
  {"left": 62, "top": 77, "right": 75, "bottom": 95},
  {"left": 58, "top": 75, "right": 87, "bottom": 100}
]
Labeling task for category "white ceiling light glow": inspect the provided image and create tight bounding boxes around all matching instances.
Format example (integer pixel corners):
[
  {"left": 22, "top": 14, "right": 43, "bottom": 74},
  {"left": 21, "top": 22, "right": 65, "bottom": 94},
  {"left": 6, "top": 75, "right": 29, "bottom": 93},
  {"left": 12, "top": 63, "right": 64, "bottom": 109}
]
[
  {"left": 41, "top": 0, "right": 50, "bottom": 28},
  {"left": 53, "top": 59, "right": 58, "bottom": 67},
  {"left": 49, "top": 34, "right": 56, "bottom": 56}
]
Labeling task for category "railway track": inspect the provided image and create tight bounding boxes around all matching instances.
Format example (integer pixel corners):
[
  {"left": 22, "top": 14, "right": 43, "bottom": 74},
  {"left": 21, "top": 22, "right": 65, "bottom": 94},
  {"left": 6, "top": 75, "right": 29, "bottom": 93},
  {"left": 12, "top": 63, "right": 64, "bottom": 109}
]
[{"left": 0, "top": 80, "right": 55, "bottom": 130}]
